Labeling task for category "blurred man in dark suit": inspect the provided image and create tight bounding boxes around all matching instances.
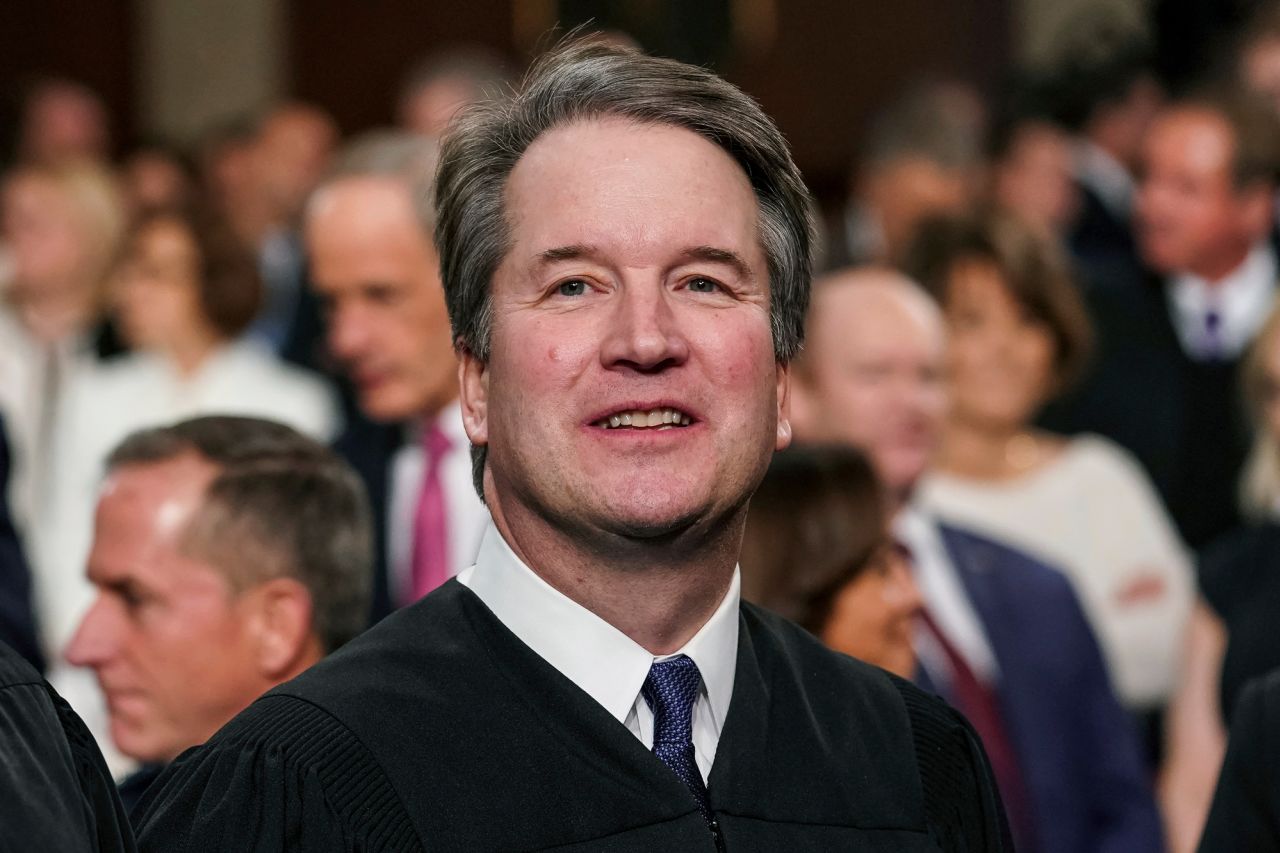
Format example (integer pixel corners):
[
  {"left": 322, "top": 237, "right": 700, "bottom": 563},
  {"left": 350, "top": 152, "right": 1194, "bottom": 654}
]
[
  {"left": 793, "top": 266, "right": 1164, "bottom": 853},
  {"left": 0, "top": 414, "right": 42, "bottom": 672},
  {"left": 304, "top": 132, "right": 489, "bottom": 622},
  {"left": 1052, "top": 41, "right": 1164, "bottom": 287},
  {"left": 1046, "top": 90, "right": 1280, "bottom": 549}
]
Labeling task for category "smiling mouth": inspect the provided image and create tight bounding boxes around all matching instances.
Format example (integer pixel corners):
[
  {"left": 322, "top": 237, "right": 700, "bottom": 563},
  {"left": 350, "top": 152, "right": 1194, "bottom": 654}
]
[{"left": 594, "top": 407, "right": 693, "bottom": 430}]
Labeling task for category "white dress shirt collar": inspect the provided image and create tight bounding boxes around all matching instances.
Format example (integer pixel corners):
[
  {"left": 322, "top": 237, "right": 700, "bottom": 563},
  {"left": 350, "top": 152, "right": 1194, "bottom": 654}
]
[
  {"left": 895, "top": 505, "right": 1000, "bottom": 683},
  {"left": 456, "top": 524, "right": 740, "bottom": 731},
  {"left": 1169, "top": 241, "right": 1277, "bottom": 360}
]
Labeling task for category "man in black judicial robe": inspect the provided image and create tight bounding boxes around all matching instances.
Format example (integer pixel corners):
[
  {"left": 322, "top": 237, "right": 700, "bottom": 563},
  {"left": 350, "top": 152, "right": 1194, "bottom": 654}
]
[
  {"left": 0, "top": 640, "right": 135, "bottom": 851},
  {"left": 135, "top": 41, "right": 1010, "bottom": 852},
  {"left": 1198, "top": 667, "right": 1280, "bottom": 851}
]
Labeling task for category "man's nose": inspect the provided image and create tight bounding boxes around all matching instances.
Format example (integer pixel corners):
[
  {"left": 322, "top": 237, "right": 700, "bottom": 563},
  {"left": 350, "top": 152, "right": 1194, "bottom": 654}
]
[
  {"left": 599, "top": 282, "right": 690, "bottom": 372},
  {"left": 63, "top": 596, "right": 118, "bottom": 670},
  {"left": 327, "top": 304, "right": 369, "bottom": 363}
]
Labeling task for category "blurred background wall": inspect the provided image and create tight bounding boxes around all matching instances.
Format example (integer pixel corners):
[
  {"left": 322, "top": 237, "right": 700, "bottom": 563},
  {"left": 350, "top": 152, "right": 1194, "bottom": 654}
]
[{"left": 0, "top": 0, "right": 1239, "bottom": 208}]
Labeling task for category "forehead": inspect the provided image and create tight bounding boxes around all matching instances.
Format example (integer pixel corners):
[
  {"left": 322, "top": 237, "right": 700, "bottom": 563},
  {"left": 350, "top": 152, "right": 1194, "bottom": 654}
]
[
  {"left": 812, "top": 281, "right": 944, "bottom": 364},
  {"left": 89, "top": 456, "right": 219, "bottom": 581},
  {"left": 1148, "top": 109, "right": 1234, "bottom": 168},
  {"left": 501, "top": 117, "right": 761, "bottom": 266},
  {"left": 306, "top": 179, "right": 432, "bottom": 274}
]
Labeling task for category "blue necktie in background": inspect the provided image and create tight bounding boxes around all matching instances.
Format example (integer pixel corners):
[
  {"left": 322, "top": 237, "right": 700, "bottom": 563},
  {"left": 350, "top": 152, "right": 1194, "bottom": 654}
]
[{"left": 642, "top": 655, "right": 714, "bottom": 825}]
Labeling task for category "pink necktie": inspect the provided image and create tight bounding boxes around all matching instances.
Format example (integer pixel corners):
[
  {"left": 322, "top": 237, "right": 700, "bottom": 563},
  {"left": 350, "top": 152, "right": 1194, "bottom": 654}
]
[{"left": 408, "top": 423, "right": 452, "bottom": 603}]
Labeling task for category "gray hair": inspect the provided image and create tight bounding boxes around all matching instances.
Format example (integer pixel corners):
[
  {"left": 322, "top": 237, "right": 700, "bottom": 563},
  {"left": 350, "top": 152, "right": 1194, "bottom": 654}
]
[
  {"left": 312, "top": 129, "right": 440, "bottom": 234},
  {"left": 434, "top": 39, "right": 816, "bottom": 497},
  {"left": 106, "top": 416, "right": 373, "bottom": 652}
]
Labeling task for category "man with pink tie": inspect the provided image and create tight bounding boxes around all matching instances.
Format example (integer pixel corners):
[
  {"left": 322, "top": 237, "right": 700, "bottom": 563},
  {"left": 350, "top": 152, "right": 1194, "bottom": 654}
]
[{"left": 304, "top": 132, "right": 489, "bottom": 620}]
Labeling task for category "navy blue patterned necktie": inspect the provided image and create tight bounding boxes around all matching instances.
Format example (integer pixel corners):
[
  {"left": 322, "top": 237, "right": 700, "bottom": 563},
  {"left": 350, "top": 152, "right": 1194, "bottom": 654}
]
[{"left": 642, "top": 655, "right": 714, "bottom": 825}]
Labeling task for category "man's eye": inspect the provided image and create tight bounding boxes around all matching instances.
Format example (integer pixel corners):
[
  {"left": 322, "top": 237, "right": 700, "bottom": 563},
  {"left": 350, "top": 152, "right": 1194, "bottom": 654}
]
[
  {"left": 557, "top": 280, "right": 588, "bottom": 297},
  {"left": 688, "top": 277, "right": 720, "bottom": 293}
]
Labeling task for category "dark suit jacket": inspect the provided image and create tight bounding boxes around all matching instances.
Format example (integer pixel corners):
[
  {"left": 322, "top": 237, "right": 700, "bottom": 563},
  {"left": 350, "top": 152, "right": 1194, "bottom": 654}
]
[
  {"left": 0, "top": 415, "right": 42, "bottom": 672},
  {"left": 931, "top": 523, "right": 1164, "bottom": 853},
  {"left": 1067, "top": 184, "right": 1142, "bottom": 289},
  {"left": 1198, "top": 667, "right": 1280, "bottom": 851},
  {"left": 1041, "top": 272, "right": 1250, "bottom": 549},
  {"left": 333, "top": 417, "right": 403, "bottom": 624}
]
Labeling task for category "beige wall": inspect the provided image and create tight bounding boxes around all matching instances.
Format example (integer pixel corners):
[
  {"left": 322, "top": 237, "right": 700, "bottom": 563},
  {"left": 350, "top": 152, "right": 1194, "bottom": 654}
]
[
  {"left": 135, "top": 0, "right": 285, "bottom": 142},
  {"left": 1014, "top": 0, "right": 1151, "bottom": 69}
]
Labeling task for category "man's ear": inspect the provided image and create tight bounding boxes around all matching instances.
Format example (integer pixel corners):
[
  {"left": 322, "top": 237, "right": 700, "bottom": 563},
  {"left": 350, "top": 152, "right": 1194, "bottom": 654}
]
[
  {"left": 458, "top": 339, "right": 489, "bottom": 449},
  {"left": 246, "top": 577, "right": 318, "bottom": 680},
  {"left": 776, "top": 361, "right": 792, "bottom": 451}
]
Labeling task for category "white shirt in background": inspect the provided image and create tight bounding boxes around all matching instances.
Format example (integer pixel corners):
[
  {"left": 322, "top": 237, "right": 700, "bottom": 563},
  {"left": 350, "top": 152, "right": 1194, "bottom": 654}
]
[
  {"left": 1169, "top": 242, "right": 1277, "bottom": 361},
  {"left": 917, "top": 434, "right": 1194, "bottom": 710},
  {"left": 895, "top": 506, "right": 1001, "bottom": 685},
  {"left": 387, "top": 401, "right": 489, "bottom": 605}
]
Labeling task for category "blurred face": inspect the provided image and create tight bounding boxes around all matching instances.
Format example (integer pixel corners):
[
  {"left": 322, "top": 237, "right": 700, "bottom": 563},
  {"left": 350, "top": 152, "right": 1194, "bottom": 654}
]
[
  {"left": 1, "top": 172, "right": 93, "bottom": 293},
  {"left": 1242, "top": 37, "right": 1280, "bottom": 119},
  {"left": 306, "top": 178, "right": 457, "bottom": 422},
  {"left": 795, "top": 279, "right": 947, "bottom": 500},
  {"left": 22, "top": 83, "right": 109, "bottom": 164},
  {"left": 942, "top": 258, "right": 1056, "bottom": 431},
  {"left": 821, "top": 541, "right": 921, "bottom": 678},
  {"left": 400, "top": 77, "right": 479, "bottom": 139},
  {"left": 465, "top": 118, "right": 787, "bottom": 544},
  {"left": 865, "top": 158, "right": 974, "bottom": 262},
  {"left": 124, "top": 150, "right": 190, "bottom": 215},
  {"left": 1136, "top": 109, "right": 1267, "bottom": 278},
  {"left": 993, "top": 122, "right": 1079, "bottom": 236},
  {"left": 254, "top": 107, "right": 337, "bottom": 221},
  {"left": 113, "top": 218, "right": 210, "bottom": 351},
  {"left": 64, "top": 457, "right": 268, "bottom": 764}
]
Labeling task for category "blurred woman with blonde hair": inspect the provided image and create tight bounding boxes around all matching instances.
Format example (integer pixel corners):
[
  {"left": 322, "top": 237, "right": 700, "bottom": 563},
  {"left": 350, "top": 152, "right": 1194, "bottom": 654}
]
[{"left": 0, "top": 159, "right": 127, "bottom": 527}]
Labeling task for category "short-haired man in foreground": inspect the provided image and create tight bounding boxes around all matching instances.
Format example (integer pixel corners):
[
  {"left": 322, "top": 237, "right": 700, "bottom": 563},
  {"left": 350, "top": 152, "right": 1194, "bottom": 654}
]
[
  {"left": 64, "top": 415, "right": 372, "bottom": 813},
  {"left": 136, "top": 42, "right": 1009, "bottom": 851}
]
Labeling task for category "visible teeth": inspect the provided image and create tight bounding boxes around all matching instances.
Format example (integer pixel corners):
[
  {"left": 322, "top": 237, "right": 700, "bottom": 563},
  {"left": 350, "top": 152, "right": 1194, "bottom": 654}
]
[{"left": 597, "top": 407, "right": 692, "bottom": 429}]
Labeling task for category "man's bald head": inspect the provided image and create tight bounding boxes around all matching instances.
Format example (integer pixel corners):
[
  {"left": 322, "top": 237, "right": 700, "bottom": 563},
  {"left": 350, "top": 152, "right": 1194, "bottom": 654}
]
[{"left": 794, "top": 266, "right": 947, "bottom": 503}]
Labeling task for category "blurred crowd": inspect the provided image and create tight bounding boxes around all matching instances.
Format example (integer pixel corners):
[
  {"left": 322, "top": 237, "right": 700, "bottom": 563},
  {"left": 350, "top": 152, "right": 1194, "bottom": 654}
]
[{"left": 5, "top": 9, "right": 1280, "bottom": 851}]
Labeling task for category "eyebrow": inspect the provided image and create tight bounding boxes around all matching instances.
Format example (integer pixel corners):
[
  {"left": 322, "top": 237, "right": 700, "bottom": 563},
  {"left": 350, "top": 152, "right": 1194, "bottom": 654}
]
[
  {"left": 679, "top": 246, "right": 755, "bottom": 283},
  {"left": 532, "top": 244, "right": 755, "bottom": 281}
]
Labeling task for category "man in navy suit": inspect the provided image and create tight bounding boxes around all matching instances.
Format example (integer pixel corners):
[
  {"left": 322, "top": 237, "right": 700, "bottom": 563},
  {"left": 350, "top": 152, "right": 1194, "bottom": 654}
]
[{"left": 792, "top": 266, "right": 1163, "bottom": 853}]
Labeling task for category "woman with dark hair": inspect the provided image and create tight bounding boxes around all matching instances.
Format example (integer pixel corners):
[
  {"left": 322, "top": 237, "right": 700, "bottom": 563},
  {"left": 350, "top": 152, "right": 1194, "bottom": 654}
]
[
  {"left": 903, "top": 210, "right": 1193, "bottom": 719},
  {"left": 740, "top": 444, "right": 920, "bottom": 677}
]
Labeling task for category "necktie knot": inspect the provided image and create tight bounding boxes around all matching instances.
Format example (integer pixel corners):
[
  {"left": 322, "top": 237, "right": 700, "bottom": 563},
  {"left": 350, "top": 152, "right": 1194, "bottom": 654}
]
[
  {"left": 422, "top": 422, "right": 452, "bottom": 464},
  {"left": 642, "top": 655, "right": 702, "bottom": 742}
]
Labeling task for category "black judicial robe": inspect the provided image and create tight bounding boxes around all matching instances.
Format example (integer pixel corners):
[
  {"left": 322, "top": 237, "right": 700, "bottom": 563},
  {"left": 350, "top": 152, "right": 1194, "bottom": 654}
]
[
  {"left": 135, "top": 581, "right": 1009, "bottom": 852},
  {"left": 0, "top": 641, "right": 136, "bottom": 852}
]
